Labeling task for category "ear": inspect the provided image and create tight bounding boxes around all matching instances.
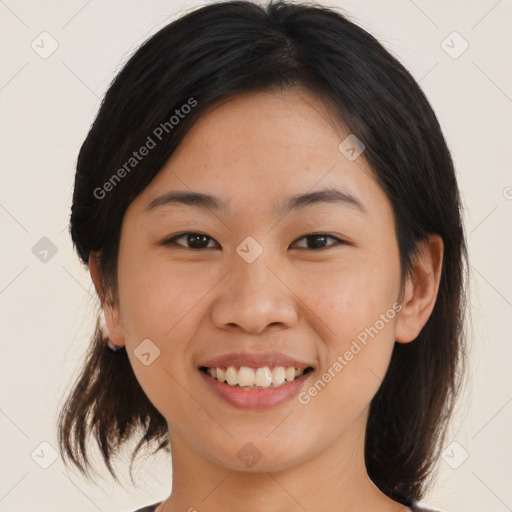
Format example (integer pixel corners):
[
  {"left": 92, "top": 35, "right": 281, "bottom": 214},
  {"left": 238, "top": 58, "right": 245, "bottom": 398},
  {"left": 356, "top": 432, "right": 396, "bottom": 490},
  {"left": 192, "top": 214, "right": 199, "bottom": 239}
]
[
  {"left": 395, "top": 234, "right": 444, "bottom": 344},
  {"left": 89, "top": 253, "right": 126, "bottom": 348}
]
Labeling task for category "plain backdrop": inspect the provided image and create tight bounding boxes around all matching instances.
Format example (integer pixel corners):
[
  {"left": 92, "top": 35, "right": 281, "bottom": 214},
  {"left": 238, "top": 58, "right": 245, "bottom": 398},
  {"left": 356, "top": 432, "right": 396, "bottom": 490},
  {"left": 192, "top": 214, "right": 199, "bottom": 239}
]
[{"left": 0, "top": 1, "right": 511, "bottom": 511}]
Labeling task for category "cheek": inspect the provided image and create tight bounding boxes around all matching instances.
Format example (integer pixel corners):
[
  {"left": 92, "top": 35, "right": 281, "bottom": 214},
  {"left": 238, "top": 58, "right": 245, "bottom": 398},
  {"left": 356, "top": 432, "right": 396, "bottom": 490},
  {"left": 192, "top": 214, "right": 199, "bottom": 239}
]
[
  {"left": 294, "top": 250, "right": 400, "bottom": 400},
  {"left": 116, "top": 255, "right": 212, "bottom": 419},
  {"left": 117, "top": 252, "right": 215, "bottom": 340},
  {"left": 295, "top": 251, "right": 400, "bottom": 345}
]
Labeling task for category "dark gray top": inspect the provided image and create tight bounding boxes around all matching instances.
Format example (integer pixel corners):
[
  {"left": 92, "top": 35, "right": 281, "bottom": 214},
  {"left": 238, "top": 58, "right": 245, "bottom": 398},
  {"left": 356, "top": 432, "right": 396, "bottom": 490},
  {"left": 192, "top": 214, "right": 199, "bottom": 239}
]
[
  {"left": 132, "top": 504, "right": 161, "bottom": 512},
  {"left": 133, "top": 501, "right": 440, "bottom": 511}
]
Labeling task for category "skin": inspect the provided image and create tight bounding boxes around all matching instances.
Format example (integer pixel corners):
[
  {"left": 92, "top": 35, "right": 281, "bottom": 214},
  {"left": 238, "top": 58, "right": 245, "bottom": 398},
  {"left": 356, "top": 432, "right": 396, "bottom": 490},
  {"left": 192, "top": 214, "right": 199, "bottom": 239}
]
[{"left": 90, "top": 88, "right": 443, "bottom": 512}]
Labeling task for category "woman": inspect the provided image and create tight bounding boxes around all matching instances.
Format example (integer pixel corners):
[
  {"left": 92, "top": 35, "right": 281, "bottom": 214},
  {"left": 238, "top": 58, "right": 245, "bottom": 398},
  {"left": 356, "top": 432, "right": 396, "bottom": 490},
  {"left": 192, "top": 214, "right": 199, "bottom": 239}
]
[{"left": 57, "top": 1, "right": 468, "bottom": 511}]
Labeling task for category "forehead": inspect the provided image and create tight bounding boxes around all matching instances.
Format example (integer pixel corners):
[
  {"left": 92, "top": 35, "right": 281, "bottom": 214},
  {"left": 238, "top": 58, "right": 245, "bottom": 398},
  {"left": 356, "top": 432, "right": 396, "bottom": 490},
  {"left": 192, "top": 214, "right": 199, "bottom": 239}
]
[{"left": 135, "top": 89, "right": 389, "bottom": 221}]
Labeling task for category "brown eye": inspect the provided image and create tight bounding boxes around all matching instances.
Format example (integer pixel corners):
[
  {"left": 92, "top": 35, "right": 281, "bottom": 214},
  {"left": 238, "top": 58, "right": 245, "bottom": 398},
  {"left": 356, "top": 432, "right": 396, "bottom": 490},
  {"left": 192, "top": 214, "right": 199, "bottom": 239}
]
[
  {"left": 164, "top": 232, "right": 219, "bottom": 250},
  {"left": 291, "top": 233, "right": 344, "bottom": 250}
]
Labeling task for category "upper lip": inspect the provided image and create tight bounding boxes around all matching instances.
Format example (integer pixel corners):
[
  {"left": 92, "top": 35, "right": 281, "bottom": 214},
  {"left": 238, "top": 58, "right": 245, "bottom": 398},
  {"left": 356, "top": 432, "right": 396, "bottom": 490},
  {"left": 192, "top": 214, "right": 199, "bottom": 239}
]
[{"left": 198, "top": 351, "right": 315, "bottom": 369}]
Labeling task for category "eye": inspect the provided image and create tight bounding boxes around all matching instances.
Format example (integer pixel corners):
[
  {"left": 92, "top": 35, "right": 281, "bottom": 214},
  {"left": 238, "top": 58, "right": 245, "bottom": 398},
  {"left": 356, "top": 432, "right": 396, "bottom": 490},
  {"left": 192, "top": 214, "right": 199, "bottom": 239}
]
[
  {"left": 164, "top": 232, "right": 219, "bottom": 250},
  {"left": 291, "top": 233, "right": 345, "bottom": 250}
]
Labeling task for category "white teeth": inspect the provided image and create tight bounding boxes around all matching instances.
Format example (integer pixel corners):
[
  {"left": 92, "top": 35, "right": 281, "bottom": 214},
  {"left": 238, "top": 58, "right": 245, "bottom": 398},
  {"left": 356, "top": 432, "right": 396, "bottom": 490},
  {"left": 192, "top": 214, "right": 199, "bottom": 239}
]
[
  {"left": 238, "top": 366, "right": 255, "bottom": 387},
  {"left": 225, "top": 366, "right": 238, "bottom": 386},
  {"left": 254, "top": 367, "right": 272, "bottom": 387},
  {"left": 285, "top": 367, "right": 296, "bottom": 382},
  {"left": 216, "top": 367, "right": 225, "bottom": 383},
  {"left": 271, "top": 366, "right": 286, "bottom": 387},
  {"left": 205, "top": 365, "right": 310, "bottom": 388}
]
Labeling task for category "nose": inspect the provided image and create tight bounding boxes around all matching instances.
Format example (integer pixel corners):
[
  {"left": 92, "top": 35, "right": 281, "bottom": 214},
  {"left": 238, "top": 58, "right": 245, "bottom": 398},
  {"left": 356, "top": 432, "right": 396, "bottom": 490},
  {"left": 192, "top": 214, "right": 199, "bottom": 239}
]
[{"left": 210, "top": 249, "right": 299, "bottom": 335}]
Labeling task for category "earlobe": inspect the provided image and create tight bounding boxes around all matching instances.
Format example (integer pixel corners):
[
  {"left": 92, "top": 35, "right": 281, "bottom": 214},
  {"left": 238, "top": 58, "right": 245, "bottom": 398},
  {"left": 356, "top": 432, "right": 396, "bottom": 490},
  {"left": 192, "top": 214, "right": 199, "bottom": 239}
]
[
  {"left": 89, "top": 253, "right": 126, "bottom": 348},
  {"left": 395, "top": 234, "right": 444, "bottom": 344}
]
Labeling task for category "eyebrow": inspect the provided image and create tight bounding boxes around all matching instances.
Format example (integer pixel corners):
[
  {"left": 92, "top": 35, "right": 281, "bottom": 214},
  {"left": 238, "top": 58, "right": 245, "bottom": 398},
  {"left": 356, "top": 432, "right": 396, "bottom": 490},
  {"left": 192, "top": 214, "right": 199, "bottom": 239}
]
[{"left": 145, "top": 187, "right": 366, "bottom": 215}]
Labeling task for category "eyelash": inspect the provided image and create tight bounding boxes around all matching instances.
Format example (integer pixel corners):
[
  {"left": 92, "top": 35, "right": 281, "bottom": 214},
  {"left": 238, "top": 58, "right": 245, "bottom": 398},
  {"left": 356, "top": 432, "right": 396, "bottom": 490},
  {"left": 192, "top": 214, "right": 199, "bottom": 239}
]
[{"left": 162, "top": 232, "right": 346, "bottom": 251}]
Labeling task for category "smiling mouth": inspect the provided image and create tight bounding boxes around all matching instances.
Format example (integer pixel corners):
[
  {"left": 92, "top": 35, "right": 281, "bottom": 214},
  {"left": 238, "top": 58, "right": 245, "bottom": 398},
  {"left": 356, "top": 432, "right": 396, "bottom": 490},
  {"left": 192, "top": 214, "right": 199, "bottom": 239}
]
[{"left": 199, "top": 365, "right": 314, "bottom": 389}]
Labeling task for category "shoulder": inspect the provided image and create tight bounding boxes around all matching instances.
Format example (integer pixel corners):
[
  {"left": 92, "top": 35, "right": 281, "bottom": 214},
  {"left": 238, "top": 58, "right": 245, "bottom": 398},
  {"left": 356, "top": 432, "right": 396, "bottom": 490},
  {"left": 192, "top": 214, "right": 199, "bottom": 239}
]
[{"left": 132, "top": 503, "right": 162, "bottom": 512}]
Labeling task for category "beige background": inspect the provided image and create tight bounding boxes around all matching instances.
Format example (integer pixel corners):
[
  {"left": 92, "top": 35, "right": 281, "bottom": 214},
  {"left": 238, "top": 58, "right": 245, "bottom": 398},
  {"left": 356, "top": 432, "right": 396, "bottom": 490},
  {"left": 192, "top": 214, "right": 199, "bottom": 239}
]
[{"left": 0, "top": 1, "right": 511, "bottom": 511}]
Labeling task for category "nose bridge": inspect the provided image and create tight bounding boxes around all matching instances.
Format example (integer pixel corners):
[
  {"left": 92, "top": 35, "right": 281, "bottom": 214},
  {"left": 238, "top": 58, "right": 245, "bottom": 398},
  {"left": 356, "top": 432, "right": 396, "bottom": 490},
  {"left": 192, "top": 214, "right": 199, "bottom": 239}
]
[
  {"left": 210, "top": 236, "right": 298, "bottom": 333},
  {"left": 231, "top": 232, "right": 277, "bottom": 280},
  {"left": 235, "top": 251, "right": 274, "bottom": 293},
  {"left": 231, "top": 236, "right": 281, "bottom": 305}
]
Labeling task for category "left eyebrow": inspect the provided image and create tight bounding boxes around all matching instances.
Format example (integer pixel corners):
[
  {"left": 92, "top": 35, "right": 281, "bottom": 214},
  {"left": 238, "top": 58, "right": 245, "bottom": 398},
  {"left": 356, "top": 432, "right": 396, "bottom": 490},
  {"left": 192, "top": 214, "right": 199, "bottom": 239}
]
[
  {"left": 278, "top": 187, "right": 367, "bottom": 215},
  {"left": 145, "top": 186, "right": 367, "bottom": 215}
]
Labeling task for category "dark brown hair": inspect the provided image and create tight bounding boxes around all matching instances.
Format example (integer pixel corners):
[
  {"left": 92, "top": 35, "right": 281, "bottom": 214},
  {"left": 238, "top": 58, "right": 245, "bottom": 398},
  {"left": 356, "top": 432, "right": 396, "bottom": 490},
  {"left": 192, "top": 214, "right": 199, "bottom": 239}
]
[{"left": 57, "top": 0, "right": 468, "bottom": 505}]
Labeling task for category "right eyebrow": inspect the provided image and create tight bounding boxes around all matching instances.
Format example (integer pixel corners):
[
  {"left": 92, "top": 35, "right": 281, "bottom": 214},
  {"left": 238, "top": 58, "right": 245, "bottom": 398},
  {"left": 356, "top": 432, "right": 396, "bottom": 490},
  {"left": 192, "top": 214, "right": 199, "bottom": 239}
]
[{"left": 146, "top": 190, "right": 226, "bottom": 214}]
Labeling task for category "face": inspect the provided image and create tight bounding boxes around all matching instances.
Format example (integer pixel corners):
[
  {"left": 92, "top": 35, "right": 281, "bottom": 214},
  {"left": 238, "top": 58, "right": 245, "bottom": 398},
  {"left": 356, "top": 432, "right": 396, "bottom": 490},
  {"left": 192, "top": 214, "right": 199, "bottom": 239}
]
[{"left": 101, "top": 88, "right": 412, "bottom": 473}]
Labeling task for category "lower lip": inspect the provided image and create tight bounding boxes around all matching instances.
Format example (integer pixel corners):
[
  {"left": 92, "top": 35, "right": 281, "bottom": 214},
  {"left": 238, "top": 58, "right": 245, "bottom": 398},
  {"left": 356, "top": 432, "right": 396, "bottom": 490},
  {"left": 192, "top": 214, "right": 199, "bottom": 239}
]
[{"left": 199, "top": 369, "right": 313, "bottom": 409}]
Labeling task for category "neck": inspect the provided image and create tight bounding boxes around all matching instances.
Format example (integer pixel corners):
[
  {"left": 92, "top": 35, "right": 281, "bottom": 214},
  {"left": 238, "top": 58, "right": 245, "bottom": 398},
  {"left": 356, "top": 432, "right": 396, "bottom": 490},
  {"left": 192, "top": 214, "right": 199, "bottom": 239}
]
[{"left": 157, "top": 413, "right": 405, "bottom": 512}]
